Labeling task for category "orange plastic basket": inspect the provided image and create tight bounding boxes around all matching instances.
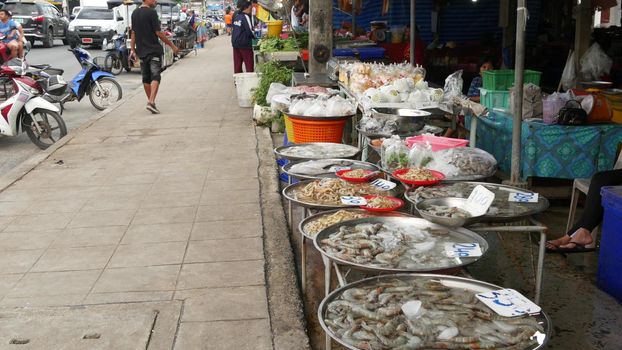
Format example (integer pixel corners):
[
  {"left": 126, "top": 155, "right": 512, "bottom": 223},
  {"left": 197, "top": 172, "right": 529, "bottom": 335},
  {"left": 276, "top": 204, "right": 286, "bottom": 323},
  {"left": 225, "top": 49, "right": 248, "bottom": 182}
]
[
  {"left": 284, "top": 115, "right": 296, "bottom": 143},
  {"left": 287, "top": 116, "right": 346, "bottom": 143}
]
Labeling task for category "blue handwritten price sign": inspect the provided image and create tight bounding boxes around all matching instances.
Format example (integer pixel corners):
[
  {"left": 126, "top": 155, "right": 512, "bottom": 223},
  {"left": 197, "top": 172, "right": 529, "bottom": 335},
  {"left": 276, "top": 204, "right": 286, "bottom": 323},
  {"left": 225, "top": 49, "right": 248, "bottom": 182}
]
[
  {"left": 370, "top": 179, "right": 396, "bottom": 191},
  {"left": 508, "top": 191, "right": 539, "bottom": 203},
  {"left": 444, "top": 242, "right": 483, "bottom": 258},
  {"left": 340, "top": 196, "right": 367, "bottom": 206},
  {"left": 476, "top": 289, "right": 542, "bottom": 317}
]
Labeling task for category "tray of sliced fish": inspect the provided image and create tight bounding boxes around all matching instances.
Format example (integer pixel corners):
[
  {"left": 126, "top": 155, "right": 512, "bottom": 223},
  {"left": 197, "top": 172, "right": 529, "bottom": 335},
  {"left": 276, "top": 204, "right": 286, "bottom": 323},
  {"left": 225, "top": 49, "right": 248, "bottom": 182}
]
[
  {"left": 282, "top": 159, "right": 380, "bottom": 181},
  {"left": 319, "top": 273, "right": 551, "bottom": 350},
  {"left": 282, "top": 178, "right": 401, "bottom": 210},
  {"left": 313, "top": 216, "right": 488, "bottom": 273},
  {"left": 299, "top": 208, "right": 415, "bottom": 240},
  {"left": 274, "top": 142, "right": 361, "bottom": 161},
  {"left": 405, "top": 182, "right": 549, "bottom": 222}
]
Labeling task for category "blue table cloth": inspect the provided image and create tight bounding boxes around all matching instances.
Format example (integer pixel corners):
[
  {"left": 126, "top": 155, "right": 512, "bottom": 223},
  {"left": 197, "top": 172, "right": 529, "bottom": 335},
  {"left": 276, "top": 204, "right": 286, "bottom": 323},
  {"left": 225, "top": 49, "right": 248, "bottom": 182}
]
[{"left": 466, "top": 112, "right": 622, "bottom": 180}]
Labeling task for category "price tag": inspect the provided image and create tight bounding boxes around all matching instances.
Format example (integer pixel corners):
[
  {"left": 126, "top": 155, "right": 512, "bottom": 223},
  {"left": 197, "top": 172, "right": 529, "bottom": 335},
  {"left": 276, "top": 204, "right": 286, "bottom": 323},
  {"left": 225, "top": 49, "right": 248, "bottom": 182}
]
[
  {"left": 444, "top": 242, "right": 483, "bottom": 258},
  {"left": 329, "top": 166, "right": 351, "bottom": 172},
  {"left": 508, "top": 191, "right": 539, "bottom": 203},
  {"left": 476, "top": 289, "right": 541, "bottom": 317},
  {"left": 465, "top": 185, "right": 495, "bottom": 216},
  {"left": 341, "top": 196, "right": 367, "bottom": 205},
  {"left": 370, "top": 178, "right": 397, "bottom": 191}
]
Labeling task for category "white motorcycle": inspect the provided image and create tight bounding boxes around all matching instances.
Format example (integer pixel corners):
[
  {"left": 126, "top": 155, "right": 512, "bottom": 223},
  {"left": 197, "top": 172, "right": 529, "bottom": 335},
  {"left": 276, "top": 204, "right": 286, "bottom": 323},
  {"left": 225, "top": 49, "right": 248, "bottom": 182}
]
[{"left": 0, "top": 59, "right": 66, "bottom": 149}]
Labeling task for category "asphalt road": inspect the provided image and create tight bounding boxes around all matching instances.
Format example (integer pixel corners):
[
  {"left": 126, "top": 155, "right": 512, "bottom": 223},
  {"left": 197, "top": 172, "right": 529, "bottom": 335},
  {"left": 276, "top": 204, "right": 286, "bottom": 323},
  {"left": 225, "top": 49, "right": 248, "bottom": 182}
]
[{"left": 0, "top": 41, "right": 143, "bottom": 178}]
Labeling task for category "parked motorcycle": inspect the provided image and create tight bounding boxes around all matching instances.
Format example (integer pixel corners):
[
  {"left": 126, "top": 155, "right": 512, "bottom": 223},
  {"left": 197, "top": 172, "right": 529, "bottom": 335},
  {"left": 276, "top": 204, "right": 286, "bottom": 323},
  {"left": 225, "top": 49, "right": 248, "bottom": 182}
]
[
  {"left": 31, "top": 47, "right": 122, "bottom": 111},
  {"left": 0, "top": 60, "right": 66, "bottom": 149},
  {"left": 172, "top": 22, "right": 197, "bottom": 58},
  {"left": 103, "top": 33, "right": 135, "bottom": 75}
]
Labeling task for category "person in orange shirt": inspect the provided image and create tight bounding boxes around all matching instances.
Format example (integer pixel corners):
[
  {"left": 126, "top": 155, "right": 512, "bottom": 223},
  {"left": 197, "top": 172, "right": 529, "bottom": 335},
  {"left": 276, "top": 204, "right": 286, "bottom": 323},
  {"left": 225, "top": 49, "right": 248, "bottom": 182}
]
[{"left": 224, "top": 8, "right": 233, "bottom": 36}]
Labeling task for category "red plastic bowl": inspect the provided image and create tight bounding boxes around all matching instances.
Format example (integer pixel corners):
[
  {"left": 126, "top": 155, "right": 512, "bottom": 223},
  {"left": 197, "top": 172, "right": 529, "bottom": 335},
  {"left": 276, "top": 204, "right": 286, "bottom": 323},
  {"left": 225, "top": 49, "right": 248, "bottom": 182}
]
[
  {"left": 392, "top": 168, "right": 445, "bottom": 186},
  {"left": 336, "top": 169, "right": 378, "bottom": 182},
  {"left": 360, "top": 195, "right": 404, "bottom": 212}
]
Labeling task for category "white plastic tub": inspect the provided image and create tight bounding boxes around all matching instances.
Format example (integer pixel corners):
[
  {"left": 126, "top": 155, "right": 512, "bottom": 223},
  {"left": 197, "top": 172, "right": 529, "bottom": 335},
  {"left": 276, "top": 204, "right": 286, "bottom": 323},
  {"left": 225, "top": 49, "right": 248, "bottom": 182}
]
[{"left": 234, "top": 72, "right": 261, "bottom": 108}]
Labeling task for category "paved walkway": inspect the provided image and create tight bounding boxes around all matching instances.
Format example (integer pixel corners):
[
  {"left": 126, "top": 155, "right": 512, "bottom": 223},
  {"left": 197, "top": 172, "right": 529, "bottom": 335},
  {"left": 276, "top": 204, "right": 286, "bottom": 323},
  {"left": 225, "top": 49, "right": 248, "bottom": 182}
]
[{"left": 0, "top": 37, "right": 302, "bottom": 349}]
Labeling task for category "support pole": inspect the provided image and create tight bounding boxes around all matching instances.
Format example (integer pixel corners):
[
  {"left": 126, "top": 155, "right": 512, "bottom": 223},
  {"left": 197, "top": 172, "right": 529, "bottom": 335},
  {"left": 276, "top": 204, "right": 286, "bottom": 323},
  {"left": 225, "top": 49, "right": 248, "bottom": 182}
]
[
  {"left": 574, "top": 0, "right": 593, "bottom": 73},
  {"left": 410, "top": 0, "right": 416, "bottom": 65},
  {"left": 309, "top": 0, "right": 333, "bottom": 74},
  {"left": 352, "top": 0, "right": 356, "bottom": 36},
  {"left": 510, "top": 0, "right": 526, "bottom": 184}
]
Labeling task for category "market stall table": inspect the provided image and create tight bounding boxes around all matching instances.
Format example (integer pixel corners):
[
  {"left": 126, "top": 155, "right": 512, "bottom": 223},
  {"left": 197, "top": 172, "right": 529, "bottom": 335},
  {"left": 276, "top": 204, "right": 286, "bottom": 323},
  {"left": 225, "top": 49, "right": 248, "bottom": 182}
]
[{"left": 467, "top": 111, "right": 622, "bottom": 180}]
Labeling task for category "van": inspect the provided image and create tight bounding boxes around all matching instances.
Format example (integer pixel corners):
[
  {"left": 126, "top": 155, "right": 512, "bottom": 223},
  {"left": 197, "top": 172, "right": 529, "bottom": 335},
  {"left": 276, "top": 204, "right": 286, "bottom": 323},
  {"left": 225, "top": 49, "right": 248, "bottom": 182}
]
[{"left": 66, "top": 7, "right": 125, "bottom": 48}]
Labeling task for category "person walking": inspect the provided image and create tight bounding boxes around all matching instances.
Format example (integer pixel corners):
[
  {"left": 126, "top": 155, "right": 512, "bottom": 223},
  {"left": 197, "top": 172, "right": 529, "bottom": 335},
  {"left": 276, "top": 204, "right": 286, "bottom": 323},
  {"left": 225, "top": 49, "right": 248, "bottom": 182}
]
[
  {"left": 231, "top": 0, "right": 255, "bottom": 73},
  {"left": 130, "top": 0, "right": 179, "bottom": 114},
  {"left": 224, "top": 8, "right": 233, "bottom": 36}
]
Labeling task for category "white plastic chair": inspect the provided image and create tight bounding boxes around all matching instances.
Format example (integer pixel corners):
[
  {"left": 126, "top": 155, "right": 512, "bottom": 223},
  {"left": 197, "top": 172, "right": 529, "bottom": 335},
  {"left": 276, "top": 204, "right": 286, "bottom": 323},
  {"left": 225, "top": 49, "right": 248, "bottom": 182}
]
[{"left": 566, "top": 151, "right": 622, "bottom": 248}]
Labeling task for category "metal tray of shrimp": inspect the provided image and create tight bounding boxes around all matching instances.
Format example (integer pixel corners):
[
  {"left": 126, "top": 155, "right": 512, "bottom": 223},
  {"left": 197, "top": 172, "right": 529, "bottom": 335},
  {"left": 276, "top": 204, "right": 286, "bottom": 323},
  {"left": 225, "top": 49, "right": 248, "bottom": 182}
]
[
  {"left": 313, "top": 216, "right": 489, "bottom": 273},
  {"left": 298, "top": 208, "right": 414, "bottom": 240},
  {"left": 274, "top": 142, "right": 361, "bottom": 161},
  {"left": 319, "top": 273, "right": 551, "bottom": 350},
  {"left": 282, "top": 180, "right": 402, "bottom": 210},
  {"left": 282, "top": 159, "right": 380, "bottom": 181},
  {"left": 405, "top": 182, "right": 550, "bottom": 222},
  {"left": 376, "top": 162, "right": 493, "bottom": 182}
]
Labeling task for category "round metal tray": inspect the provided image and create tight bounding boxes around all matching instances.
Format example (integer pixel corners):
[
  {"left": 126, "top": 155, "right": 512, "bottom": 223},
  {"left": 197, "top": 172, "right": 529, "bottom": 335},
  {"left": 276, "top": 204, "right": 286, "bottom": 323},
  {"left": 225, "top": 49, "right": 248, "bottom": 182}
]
[
  {"left": 298, "top": 208, "right": 414, "bottom": 240},
  {"left": 319, "top": 273, "right": 551, "bottom": 350},
  {"left": 313, "top": 216, "right": 488, "bottom": 273},
  {"left": 376, "top": 161, "right": 493, "bottom": 182},
  {"left": 282, "top": 159, "right": 380, "bottom": 181},
  {"left": 285, "top": 113, "right": 354, "bottom": 122},
  {"left": 282, "top": 179, "right": 402, "bottom": 210},
  {"left": 405, "top": 181, "right": 550, "bottom": 222},
  {"left": 274, "top": 143, "right": 361, "bottom": 161}
]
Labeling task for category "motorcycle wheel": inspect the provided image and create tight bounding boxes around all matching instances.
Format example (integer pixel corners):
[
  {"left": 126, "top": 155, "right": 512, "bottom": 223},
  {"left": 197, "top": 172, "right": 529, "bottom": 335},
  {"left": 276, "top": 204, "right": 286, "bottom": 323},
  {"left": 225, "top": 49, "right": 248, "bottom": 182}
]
[
  {"left": 89, "top": 77, "right": 122, "bottom": 111},
  {"left": 24, "top": 109, "right": 67, "bottom": 150},
  {"left": 106, "top": 54, "right": 123, "bottom": 75}
]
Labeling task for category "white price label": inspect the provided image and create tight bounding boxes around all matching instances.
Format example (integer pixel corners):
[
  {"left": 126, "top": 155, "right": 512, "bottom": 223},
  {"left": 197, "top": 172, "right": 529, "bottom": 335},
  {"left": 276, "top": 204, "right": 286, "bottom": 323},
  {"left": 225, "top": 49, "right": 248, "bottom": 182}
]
[
  {"left": 444, "top": 242, "right": 483, "bottom": 258},
  {"left": 476, "top": 289, "right": 541, "bottom": 317},
  {"left": 329, "top": 166, "right": 351, "bottom": 172},
  {"left": 340, "top": 196, "right": 367, "bottom": 206},
  {"left": 508, "top": 191, "right": 539, "bottom": 203},
  {"left": 465, "top": 185, "right": 495, "bottom": 216},
  {"left": 370, "top": 178, "right": 397, "bottom": 191}
]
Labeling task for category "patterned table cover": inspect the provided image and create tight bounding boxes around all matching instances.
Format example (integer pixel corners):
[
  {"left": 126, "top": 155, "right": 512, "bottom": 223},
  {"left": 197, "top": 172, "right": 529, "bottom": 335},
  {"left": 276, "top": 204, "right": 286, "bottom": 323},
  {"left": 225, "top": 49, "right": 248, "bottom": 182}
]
[{"left": 466, "top": 112, "right": 622, "bottom": 180}]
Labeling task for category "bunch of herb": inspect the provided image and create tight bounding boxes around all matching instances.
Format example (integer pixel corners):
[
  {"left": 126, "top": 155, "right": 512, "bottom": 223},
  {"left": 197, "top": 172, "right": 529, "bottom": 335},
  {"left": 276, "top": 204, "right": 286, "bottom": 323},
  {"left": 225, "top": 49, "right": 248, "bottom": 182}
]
[{"left": 252, "top": 61, "right": 293, "bottom": 107}]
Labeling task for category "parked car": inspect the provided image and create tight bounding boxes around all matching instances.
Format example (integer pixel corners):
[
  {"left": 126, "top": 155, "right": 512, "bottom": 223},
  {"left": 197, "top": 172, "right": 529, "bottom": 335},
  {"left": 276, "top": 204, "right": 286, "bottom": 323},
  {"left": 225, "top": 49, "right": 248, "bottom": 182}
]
[
  {"left": 3, "top": 0, "right": 70, "bottom": 48},
  {"left": 71, "top": 6, "right": 82, "bottom": 19},
  {"left": 67, "top": 7, "right": 125, "bottom": 48}
]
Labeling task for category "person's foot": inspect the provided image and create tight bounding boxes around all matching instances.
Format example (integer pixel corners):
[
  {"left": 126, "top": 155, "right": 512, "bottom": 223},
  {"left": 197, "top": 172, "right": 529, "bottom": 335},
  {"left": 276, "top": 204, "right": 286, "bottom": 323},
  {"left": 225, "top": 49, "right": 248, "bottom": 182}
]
[
  {"left": 146, "top": 103, "right": 160, "bottom": 114},
  {"left": 545, "top": 235, "right": 572, "bottom": 250},
  {"left": 559, "top": 228, "right": 593, "bottom": 249}
]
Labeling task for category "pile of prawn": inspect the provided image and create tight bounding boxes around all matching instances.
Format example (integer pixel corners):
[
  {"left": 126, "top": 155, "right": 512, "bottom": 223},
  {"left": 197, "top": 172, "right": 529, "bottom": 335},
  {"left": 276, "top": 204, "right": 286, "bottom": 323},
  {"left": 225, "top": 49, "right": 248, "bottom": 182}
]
[
  {"left": 295, "top": 179, "right": 384, "bottom": 205},
  {"left": 324, "top": 278, "right": 543, "bottom": 350}
]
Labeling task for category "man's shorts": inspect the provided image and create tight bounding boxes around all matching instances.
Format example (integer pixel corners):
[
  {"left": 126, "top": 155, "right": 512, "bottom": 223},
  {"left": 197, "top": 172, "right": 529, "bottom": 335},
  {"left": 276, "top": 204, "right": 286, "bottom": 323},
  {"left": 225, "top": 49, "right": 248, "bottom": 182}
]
[{"left": 140, "top": 54, "right": 162, "bottom": 84}]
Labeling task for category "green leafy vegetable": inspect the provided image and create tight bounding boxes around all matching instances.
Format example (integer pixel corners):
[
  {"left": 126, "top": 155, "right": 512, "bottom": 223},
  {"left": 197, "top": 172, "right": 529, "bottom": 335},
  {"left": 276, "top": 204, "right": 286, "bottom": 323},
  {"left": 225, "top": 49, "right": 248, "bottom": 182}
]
[{"left": 252, "top": 61, "right": 293, "bottom": 107}]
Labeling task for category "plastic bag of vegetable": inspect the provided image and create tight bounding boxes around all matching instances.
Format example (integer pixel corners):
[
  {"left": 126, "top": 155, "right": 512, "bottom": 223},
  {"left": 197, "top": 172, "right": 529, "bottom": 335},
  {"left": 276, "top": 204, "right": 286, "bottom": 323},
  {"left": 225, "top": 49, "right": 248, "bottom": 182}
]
[
  {"left": 408, "top": 142, "right": 434, "bottom": 168},
  {"left": 381, "top": 136, "right": 409, "bottom": 171}
]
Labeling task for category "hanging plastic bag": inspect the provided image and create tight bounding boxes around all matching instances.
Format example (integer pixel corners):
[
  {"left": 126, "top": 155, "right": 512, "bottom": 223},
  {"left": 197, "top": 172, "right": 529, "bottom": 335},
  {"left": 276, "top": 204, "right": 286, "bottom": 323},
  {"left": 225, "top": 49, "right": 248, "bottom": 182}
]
[
  {"left": 443, "top": 70, "right": 464, "bottom": 102},
  {"left": 560, "top": 50, "right": 577, "bottom": 91},
  {"left": 580, "top": 43, "right": 613, "bottom": 81}
]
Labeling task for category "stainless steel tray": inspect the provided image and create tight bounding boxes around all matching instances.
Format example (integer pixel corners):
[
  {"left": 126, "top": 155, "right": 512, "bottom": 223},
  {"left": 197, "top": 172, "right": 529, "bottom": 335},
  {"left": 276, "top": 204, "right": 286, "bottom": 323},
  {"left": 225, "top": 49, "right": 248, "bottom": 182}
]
[
  {"left": 319, "top": 273, "right": 551, "bottom": 350},
  {"left": 274, "top": 143, "right": 361, "bottom": 161},
  {"left": 282, "top": 180, "right": 401, "bottom": 210},
  {"left": 282, "top": 159, "right": 380, "bottom": 181},
  {"left": 405, "top": 181, "right": 550, "bottom": 222},
  {"left": 298, "top": 208, "right": 414, "bottom": 240},
  {"left": 313, "top": 216, "right": 488, "bottom": 273},
  {"left": 372, "top": 107, "right": 432, "bottom": 118}
]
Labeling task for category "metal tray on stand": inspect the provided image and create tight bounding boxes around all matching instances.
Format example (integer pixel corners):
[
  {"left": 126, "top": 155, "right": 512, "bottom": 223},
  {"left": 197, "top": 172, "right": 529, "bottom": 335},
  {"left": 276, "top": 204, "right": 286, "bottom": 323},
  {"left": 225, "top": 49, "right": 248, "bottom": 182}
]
[
  {"left": 282, "top": 159, "right": 380, "bottom": 181},
  {"left": 319, "top": 273, "right": 551, "bottom": 350},
  {"left": 274, "top": 143, "right": 361, "bottom": 161}
]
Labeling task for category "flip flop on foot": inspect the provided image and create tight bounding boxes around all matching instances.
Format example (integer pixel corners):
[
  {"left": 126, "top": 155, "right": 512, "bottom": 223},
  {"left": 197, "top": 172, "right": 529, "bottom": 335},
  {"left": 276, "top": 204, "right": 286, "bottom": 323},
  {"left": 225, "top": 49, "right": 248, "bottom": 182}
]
[
  {"left": 554, "top": 241, "right": 596, "bottom": 254},
  {"left": 545, "top": 236, "right": 571, "bottom": 253}
]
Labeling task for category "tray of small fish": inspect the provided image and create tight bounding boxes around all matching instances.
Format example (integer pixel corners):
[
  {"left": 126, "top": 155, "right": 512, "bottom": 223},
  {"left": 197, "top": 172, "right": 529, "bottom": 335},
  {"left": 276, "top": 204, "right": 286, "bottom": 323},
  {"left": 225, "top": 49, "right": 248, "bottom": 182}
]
[
  {"left": 376, "top": 162, "right": 491, "bottom": 183},
  {"left": 282, "top": 178, "right": 400, "bottom": 210},
  {"left": 282, "top": 159, "right": 380, "bottom": 181},
  {"left": 299, "top": 209, "right": 414, "bottom": 240},
  {"left": 274, "top": 143, "right": 361, "bottom": 161},
  {"left": 314, "top": 216, "right": 488, "bottom": 273},
  {"left": 406, "top": 182, "right": 549, "bottom": 222},
  {"left": 320, "top": 273, "right": 551, "bottom": 350}
]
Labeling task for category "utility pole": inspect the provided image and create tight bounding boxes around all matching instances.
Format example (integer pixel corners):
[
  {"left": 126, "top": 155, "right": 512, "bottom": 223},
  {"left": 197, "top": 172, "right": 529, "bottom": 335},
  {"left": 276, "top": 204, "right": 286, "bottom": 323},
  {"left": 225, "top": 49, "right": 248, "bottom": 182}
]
[
  {"left": 308, "top": 0, "right": 333, "bottom": 74},
  {"left": 510, "top": 0, "right": 526, "bottom": 185}
]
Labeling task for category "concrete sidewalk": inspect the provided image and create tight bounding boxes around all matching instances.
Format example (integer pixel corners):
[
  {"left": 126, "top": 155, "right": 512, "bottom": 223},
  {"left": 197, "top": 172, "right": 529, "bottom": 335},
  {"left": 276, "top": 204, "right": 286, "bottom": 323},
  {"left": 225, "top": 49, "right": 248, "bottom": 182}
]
[{"left": 0, "top": 36, "right": 307, "bottom": 349}]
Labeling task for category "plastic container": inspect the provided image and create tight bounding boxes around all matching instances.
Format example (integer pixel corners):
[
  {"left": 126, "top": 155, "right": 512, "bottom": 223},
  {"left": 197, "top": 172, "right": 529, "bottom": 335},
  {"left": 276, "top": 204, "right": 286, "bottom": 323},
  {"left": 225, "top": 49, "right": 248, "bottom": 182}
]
[
  {"left": 283, "top": 114, "right": 296, "bottom": 143},
  {"left": 603, "top": 90, "right": 622, "bottom": 124},
  {"left": 266, "top": 20, "right": 283, "bottom": 37},
  {"left": 233, "top": 72, "right": 260, "bottom": 108},
  {"left": 482, "top": 70, "right": 542, "bottom": 90},
  {"left": 598, "top": 186, "right": 622, "bottom": 302},
  {"left": 287, "top": 116, "right": 346, "bottom": 143},
  {"left": 480, "top": 88, "right": 510, "bottom": 111},
  {"left": 356, "top": 47, "right": 386, "bottom": 60},
  {"left": 333, "top": 48, "right": 356, "bottom": 57},
  {"left": 405, "top": 135, "right": 469, "bottom": 151}
]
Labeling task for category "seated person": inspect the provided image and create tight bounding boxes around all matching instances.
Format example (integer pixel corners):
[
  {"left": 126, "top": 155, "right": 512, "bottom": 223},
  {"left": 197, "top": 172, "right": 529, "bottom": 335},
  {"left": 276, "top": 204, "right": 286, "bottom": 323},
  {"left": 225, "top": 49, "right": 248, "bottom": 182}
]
[
  {"left": 546, "top": 169, "right": 622, "bottom": 253},
  {"left": 0, "top": 10, "right": 19, "bottom": 59},
  {"left": 467, "top": 59, "right": 494, "bottom": 103},
  {"left": 8, "top": 12, "right": 24, "bottom": 58}
]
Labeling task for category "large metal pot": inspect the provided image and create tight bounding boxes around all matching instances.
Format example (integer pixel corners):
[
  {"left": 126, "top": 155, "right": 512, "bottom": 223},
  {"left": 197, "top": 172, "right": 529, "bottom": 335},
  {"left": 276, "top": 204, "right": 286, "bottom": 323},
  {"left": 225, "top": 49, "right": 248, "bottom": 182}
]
[{"left": 371, "top": 107, "right": 431, "bottom": 135}]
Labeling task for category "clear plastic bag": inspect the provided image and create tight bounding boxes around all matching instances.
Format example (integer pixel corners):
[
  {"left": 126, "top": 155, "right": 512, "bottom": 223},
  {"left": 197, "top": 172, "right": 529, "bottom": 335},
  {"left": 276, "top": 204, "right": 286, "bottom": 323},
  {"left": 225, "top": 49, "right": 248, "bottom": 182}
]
[
  {"left": 443, "top": 70, "right": 464, "bottom": 102},
  {"left": 542, "top": 91, "right": 574, "bottom": 124},
  {"left": 427, "top": 147, "right": 497, "bottom": 179},
  {"left": 580, "top": 43, "right": 613, "bottom": 81},
  {"left": 561, "top": 51, "right": 577, "bottom": 91},
  {"left": 408, "top": 142, "right": 434, "bottom": 168},
  {"left": 381, "top": 136, "right": 409, "bottom": 171}
]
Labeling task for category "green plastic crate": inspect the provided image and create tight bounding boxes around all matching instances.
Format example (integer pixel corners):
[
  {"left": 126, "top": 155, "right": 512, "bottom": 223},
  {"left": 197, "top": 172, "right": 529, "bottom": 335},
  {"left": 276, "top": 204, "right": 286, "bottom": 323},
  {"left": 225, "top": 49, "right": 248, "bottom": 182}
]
[
  {"left": 483, "top": 69, "right": 542, "bottom": 90},
  {"left": 480, "top": 88, "right": 510, "bottom": 110}
]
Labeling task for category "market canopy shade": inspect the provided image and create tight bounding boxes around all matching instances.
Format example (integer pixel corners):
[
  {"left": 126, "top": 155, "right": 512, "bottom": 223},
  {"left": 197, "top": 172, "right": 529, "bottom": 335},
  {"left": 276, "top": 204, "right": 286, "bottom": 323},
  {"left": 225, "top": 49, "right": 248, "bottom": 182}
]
[{"left": 107, "top": 0, "right": 140, "bottom": 9}]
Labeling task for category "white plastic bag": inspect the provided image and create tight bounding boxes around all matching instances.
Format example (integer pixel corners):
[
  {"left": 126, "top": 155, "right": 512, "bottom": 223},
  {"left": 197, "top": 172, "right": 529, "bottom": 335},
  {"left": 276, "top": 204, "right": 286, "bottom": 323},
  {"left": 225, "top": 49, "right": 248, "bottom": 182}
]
[
  {"left": 266, "top": 83, "right": 289, "bottom": 104},
  {"left": 510, "top": 83, "right": 543, "bottom": 120},
  {"left": 408, "top": 142, "right": 434, "bottom": 168},
  {"left": 443, "top": 70, "right": 464, "bottom": 102},
  {"left": 381, "top": 136, "right": 409, "bottom": 171},
  {"left": 560, "top": 50, "right": 577, "bottom": 91},
  {"left": 580, "top": 43, "right": 613, "bottom": 81}
]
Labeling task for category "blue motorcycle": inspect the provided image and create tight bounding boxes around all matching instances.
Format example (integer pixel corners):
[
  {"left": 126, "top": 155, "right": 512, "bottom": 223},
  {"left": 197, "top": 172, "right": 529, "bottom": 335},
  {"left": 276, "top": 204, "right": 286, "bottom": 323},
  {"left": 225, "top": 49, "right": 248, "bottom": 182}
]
[
  {"left": 31, "top": 47, "right": 122, "bottom": 111},
  {"left": 103, "top": 33, "right": 135, "bottom": 75}
]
